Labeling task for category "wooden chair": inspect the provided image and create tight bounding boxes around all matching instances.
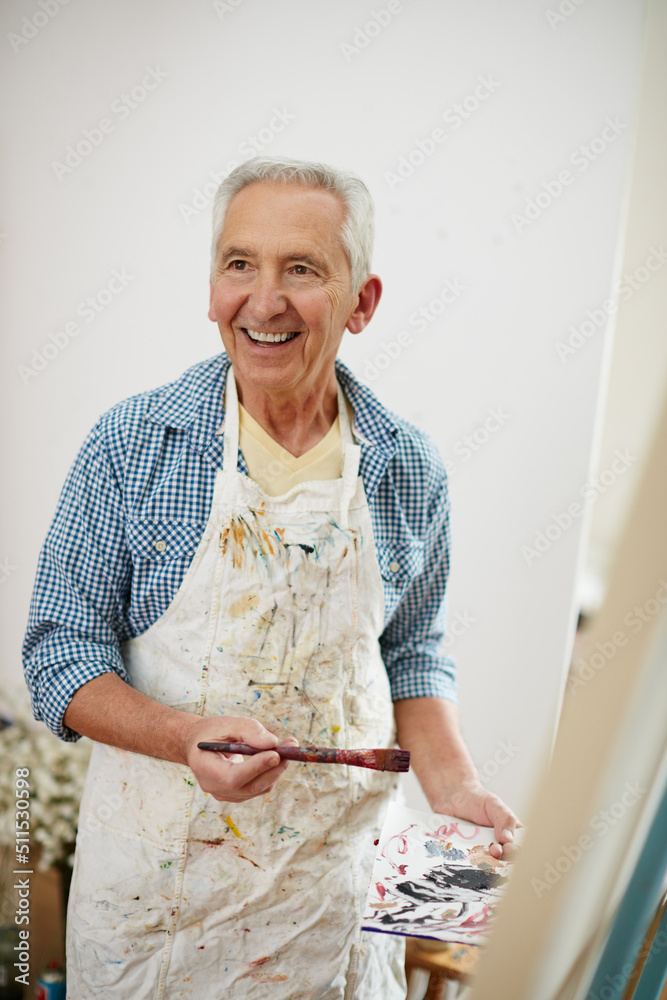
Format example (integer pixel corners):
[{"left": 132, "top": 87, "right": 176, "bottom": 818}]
[{"left": 405, "top": 938, "right": 480, "bottom": 1000}]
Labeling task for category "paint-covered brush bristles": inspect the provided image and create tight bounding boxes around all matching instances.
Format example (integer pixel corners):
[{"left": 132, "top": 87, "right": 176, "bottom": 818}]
[
  {"left": 198, "top": 742, "right": 411, "bottom": 773},
  {"left": 362, "top": 748, "right": 411, "bottom": 772}
]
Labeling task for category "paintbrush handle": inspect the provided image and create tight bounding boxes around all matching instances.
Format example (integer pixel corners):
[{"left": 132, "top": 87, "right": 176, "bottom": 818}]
[
  {"left": 197, "top": 742, "right": 407, "bottom": 771},
  {"left": 198, "top": 742, "right": 344, "bottom": 764}
]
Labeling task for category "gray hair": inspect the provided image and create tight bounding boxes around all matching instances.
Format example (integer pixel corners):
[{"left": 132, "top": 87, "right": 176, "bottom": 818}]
[{"left": 210, "top": 156, "right": 375, "bottom": 293}]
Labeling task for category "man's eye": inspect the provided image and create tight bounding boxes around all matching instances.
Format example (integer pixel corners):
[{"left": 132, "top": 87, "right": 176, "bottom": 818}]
[
  {"left": 229, "top": 260, "right": 248, "bottom": 270},
  {"left": 292, "top": 265, "right": 310, "bottom": 275}
]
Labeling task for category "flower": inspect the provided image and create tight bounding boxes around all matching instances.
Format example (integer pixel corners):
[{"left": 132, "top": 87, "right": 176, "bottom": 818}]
[{"left": 0, "top": 693, "right": 91, "bottom": 871}]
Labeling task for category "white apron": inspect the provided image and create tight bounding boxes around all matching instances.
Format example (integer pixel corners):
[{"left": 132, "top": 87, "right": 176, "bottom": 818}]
[{"left": 66, "top": 371, "right": 406, "bottom": 999}]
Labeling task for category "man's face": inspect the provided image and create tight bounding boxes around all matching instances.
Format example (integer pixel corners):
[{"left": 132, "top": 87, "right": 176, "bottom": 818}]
[{"left": 208, "top": 181, "right": 363, "bottom": 399}]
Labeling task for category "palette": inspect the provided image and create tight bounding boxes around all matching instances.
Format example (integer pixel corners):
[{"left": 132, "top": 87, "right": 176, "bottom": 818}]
[{"left": 362, "top": 803, "right": 514, "bottom": 944}]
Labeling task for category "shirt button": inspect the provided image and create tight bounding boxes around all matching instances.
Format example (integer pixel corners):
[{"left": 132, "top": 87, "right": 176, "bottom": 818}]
[
  {"left": 155, "top": 540, "right": 167, "bottom": 553},
  {"left": 389, "top": 561, "right": 400, "bottom": 573}
]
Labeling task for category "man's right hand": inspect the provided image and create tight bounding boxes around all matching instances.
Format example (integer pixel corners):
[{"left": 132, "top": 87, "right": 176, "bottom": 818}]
[
  {"left": 183, "top": 715, "right": 299, "bottom": 803},
  {"left": 64, "top": 673, "right": 297, "bottom": 803}
]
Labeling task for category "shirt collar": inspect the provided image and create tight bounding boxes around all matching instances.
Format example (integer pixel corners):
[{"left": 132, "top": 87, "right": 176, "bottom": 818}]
[{"left": 144, "top": 352, "right": 398, "bottom": 459}]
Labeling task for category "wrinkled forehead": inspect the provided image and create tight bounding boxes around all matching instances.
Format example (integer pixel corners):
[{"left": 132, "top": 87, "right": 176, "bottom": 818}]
[{"left": 218, "top": 181, "right": 348, "bottom": 259}]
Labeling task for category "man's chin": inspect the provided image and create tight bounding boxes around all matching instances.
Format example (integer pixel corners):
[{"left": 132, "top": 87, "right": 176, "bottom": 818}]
[{"left": 225, "top": 350, "right": 306, "bottom": 394}]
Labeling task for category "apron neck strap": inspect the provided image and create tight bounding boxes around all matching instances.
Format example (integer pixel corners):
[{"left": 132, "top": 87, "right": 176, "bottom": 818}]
[
  {"left": 337, "top": 381, "right": 360, "bottom": 531},
  {"left": 222, "top": 370, "right": 241, "bottom": 471}
]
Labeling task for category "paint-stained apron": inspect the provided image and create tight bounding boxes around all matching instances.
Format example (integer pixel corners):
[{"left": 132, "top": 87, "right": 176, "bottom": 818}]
[{"left": 66, "top": 371, "right": 407, "bottom": 1000}]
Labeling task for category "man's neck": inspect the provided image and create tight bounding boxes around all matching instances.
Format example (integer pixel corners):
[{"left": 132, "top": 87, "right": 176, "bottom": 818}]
[{"left": 233, "top": 373, "right": 339, "bottom": 458}]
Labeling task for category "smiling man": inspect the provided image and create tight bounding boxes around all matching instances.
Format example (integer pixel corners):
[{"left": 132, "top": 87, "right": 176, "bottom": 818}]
[{"left": 24, "top": 157, "right": 518, "bottom": 999}]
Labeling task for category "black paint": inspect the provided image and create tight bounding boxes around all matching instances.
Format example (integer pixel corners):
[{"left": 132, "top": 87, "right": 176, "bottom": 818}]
[{"left": 394, "top": 864, "right": 506, "bottom": 903}]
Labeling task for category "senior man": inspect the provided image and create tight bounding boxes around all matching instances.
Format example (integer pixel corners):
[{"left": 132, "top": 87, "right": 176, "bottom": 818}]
[{"left": 24, "top": 156, "right": 518, "bottom": 999}]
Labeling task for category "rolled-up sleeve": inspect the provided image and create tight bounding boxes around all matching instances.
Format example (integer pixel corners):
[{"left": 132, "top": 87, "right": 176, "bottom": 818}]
[
  {"left": 378, "top": 450, "right": 457, "bottom": 704},
  {"left": 23, "top": 420, "right": 132, "bottom": 741}
]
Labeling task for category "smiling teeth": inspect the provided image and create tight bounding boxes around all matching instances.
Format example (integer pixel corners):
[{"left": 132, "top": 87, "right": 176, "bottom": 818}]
[{"left": 246, "top": 329, "right": 298, "bottom": 343}]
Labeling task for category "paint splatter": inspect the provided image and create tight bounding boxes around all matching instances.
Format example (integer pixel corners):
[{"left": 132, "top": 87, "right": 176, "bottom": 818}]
[
  {"left": 424, "top": 840, "right": 466, "bottom": 861},
  {"left": 276, "top": 825, "right": 299, "bottom": 839},
  {"left": 225, "top": 815, "right": 245, "bottom": 840},
  {"left": 362, "top": 804, "right": 515, "bottom": 944}
]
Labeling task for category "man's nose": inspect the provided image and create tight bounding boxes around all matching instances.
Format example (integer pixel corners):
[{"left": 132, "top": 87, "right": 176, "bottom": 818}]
[{"left": 247, "top": 270, "right": 288, "bottom": 319}]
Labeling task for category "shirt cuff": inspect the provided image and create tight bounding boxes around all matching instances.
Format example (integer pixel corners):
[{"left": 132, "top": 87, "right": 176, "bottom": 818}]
[
  {"left": 386, "top": 654, "right": 458, "bottom": 703},
  {"left": 28, "top": 658, "right": 130, "bottom": 742}
]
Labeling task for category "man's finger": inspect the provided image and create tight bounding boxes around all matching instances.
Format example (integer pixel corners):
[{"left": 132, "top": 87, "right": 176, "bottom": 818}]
[
  {"left": 499, "top": 840, "right": 520, "bottom": 861},
  {"left": 211, "top": 748, "right": 282, "bottom": 787}
]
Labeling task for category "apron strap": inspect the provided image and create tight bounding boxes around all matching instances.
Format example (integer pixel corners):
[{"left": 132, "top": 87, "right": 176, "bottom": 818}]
[
  {"left": 222, "top": 371, "right": 241, "bottom": 472},
  {"left": 337, "top": 381, "right": 360, "bottom": 532}
]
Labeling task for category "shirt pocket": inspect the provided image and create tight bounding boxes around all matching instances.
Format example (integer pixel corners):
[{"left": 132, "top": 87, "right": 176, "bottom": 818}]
[
  {"left": 376, "top": 535, "right": 426, "bottom": 629},
  {"left": 124, "top": 518, "right": 206, "bottom": 631},
  {"left": 125, "top": 518, "right": 205, "bottom": 562}
]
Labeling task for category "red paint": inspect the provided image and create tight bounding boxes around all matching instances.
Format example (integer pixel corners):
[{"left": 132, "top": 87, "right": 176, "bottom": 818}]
[
  {"left": 427, "top": 821, "right": 480, "bottom": 841},
  {"left": 458, "top": 902, "right": 492, "bottom": 933},
  {"left": 380, "top": 824, "right": 418, "bottom": 872}
]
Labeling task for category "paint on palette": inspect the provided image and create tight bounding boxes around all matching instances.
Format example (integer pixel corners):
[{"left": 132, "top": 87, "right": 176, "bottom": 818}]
[{"left": 362, "top": 803, "right": 514, "bottom": 944}]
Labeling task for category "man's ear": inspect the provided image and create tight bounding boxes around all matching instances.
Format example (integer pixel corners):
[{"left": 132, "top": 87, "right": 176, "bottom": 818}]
[{"left": 346, "top": 275, "right": 382, "bottom": 335}]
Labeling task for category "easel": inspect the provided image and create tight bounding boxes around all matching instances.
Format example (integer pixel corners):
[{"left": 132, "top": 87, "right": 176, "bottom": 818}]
[{"left": 467, "top": 296, "right": 667, "bottom": 1000}]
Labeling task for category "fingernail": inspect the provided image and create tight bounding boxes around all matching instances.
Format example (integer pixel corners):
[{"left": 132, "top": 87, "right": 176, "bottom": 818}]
[{"left": 502, "top": 828, "right": 514, "bottom": 841}]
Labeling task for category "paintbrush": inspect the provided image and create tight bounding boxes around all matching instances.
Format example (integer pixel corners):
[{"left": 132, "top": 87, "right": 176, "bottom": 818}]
[{"left": 198, "top": 742, "right": 411, "bottom": 773}]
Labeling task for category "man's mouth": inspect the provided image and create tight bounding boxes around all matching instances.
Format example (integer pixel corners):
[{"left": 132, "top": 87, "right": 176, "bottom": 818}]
[{"left": 243, "top": 328, "right": 301, "bottom": 344}]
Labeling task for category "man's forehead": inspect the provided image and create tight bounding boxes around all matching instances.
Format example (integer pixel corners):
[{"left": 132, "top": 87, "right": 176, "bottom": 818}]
[
  {"left": 223, "top": 181, "right": 345, "bottom": 230},
  {"left": 218, "top": 182, "right": 347, "bottom": 261}
]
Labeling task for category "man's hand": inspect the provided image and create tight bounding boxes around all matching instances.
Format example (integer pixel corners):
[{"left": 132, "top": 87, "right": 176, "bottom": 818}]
[
  {"left": 64, "top": 673, "right": 298, "bottom": 803},
  {"left": 428, "top": 776, "right": 520, "bottom": 860},
  {"left": 394, "top": 696, "right": 522, "bottom": 860},
  {"left": 184, "top": 716, "right": 299, "bottom": 803}
]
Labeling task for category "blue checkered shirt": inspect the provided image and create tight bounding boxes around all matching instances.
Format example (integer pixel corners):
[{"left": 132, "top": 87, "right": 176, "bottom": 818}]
[{"left": 23, "top": 355, "right": 456, "bottom": 740}]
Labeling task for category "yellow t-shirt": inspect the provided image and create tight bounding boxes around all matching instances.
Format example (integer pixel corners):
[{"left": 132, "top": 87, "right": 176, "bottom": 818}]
[{"left": 239, "top": 403, "right": 351, "bottom": 497}]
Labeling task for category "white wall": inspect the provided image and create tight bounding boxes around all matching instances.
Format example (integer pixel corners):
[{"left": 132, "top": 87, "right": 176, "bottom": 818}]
[
  {"left": 579, "top": 0, "right": 667, "bottom": 614},
  {"left": 0, "top": 0, "right": 646, "bottom": 817}
]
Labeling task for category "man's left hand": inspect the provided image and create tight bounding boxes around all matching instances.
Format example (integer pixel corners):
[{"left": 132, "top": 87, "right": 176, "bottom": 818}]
[
  {"left": 428, "top": 777, "right": 521, "bottom": 860},
  {"left": 394, "top": 696, "right": 522, "bottom": 861}
]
